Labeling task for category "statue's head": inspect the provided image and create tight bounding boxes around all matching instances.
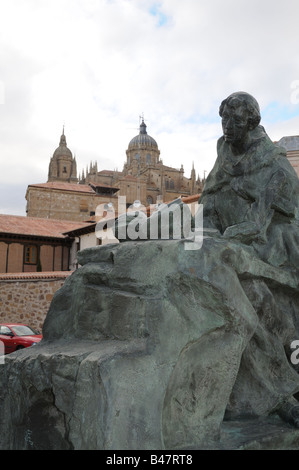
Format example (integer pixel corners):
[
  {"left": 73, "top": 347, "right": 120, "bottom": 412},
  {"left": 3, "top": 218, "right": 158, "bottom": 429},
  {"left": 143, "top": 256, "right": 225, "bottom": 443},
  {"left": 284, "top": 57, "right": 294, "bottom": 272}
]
[{"left": 219, "top": 92, "right": 261, "bottom": 148}]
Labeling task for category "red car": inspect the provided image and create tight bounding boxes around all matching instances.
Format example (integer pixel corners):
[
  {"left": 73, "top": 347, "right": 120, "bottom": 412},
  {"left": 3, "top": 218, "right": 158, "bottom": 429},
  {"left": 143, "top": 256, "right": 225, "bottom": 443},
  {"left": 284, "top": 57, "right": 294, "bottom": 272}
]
[{"left": 0, "top": 323, "right": 42, "bottom": 354}]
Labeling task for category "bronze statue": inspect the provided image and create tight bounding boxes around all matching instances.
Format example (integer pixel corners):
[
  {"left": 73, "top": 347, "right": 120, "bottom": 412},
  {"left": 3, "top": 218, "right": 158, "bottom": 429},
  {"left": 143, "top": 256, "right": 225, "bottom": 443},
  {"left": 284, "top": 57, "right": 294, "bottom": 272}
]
[
  {"left": 197, "top": 91, "right": 299, "bottom": 426},
  {"left": 200, "top": 91, "right": 299, "bottom": 270}
]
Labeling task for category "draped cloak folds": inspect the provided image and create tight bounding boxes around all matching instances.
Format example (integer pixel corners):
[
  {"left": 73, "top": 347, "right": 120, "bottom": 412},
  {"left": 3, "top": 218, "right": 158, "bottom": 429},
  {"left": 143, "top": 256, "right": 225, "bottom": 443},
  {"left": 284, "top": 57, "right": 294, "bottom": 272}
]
[{"left": 198, "top": 124, "right": 299, "bottom": 418}]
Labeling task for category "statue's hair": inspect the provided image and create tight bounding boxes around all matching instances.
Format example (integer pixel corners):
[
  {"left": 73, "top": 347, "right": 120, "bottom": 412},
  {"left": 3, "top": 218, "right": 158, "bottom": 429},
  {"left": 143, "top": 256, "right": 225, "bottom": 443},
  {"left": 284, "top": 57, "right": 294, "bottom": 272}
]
[{"left": 219, "top": 92, "right": 261, "bottom": 130}]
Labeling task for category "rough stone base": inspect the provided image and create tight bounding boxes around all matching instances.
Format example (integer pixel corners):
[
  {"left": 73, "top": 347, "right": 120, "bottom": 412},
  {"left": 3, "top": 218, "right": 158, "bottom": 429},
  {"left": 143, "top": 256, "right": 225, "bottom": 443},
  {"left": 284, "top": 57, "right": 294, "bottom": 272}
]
[
  {"left": 0, "top": 340, "right": 151, "bottom": 450},
  {"left": 1, "top": 341, "right": 299, "bottom": 450},
  {"left": 1, "top": 240, "right": 299, "bottom": 450},
  {"left": 221, "top": 418, "right": 299, "bottom": 450},
  {"left": 188, "top": 418, "right": 299, "bottom": 450}
]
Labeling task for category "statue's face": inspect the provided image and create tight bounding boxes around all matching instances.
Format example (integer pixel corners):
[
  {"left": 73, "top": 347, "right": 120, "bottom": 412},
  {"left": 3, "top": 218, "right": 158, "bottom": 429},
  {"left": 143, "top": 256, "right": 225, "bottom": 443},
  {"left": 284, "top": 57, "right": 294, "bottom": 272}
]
[{"left": 221, "top": 103, "right": 250, "bottom": 147}]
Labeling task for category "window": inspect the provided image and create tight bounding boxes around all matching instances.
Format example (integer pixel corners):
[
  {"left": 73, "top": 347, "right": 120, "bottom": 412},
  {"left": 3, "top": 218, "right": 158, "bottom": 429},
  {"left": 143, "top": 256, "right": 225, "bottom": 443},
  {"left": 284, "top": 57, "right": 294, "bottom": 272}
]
[
  {"left": 146, "top": 154, "right": 151, "bottom": 164},
  {"left": 10, "top": 325, "right": 39, "bottom": 336},
  {"left": 135, "top": 153, "right": 140, "bottom": 160},
  {"left": 24, "top": 245, "right": 37, "bottom": 264},
  {"left": 147, "top": 195, "right": 153, "bottom": 205},
  {"left": 0, "top": 326, "right": 13, "bottom": 336}
]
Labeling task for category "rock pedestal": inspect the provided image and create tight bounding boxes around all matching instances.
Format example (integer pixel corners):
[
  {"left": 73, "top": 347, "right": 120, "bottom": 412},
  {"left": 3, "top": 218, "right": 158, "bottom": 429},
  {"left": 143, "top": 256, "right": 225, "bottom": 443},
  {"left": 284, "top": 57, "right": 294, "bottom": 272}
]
[{"left": 0, "top": 239, "right": 299, "bottom": 450}]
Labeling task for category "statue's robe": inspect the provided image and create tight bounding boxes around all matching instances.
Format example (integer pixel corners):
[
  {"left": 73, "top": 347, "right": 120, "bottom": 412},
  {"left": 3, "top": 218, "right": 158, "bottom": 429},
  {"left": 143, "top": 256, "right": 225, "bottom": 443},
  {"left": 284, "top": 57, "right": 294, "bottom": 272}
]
[{"left": 198, "top": 125, "right": 299, "bottom": 419}]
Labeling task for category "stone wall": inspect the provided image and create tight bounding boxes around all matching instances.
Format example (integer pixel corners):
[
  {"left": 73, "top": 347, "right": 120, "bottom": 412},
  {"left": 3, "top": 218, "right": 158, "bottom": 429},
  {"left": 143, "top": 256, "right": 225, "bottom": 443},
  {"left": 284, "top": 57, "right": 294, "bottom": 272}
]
[
  {"left": 26, "top": 186, "right": 118, "bottom": 222},
  {"left": 0, "top": 272, "right": 71, "bottom": 332}
]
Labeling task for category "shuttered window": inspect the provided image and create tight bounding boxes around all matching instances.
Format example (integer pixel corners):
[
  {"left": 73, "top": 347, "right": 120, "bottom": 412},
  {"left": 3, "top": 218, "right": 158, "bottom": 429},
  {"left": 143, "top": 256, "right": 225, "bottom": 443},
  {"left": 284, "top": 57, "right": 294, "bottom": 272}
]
[{"left": 24, "top": 245, "right": 37, "bottom": 264}]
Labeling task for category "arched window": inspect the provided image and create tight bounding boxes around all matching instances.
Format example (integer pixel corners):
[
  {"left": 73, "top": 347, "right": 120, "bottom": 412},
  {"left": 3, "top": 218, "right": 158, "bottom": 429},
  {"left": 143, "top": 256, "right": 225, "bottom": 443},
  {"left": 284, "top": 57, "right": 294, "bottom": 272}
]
[
  {"left": 146, "top": 154, "right": 151, "bottom": 164},
  {"left": 135, "top": 153, "right": 140, "bottom": 161},
  {"left": 169, "top": 179, "right": 174, "bottom": 189}
]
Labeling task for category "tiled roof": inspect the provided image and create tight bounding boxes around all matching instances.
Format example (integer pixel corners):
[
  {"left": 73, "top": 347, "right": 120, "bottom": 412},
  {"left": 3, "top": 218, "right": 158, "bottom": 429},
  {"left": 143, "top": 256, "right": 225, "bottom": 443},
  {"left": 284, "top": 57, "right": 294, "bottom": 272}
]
[
  {"left": 143, "top": 194, "right": 202, "bottom": 216},
  {"left": 28, "top": 182, "right": 95, "bottom": 193},
  {"left": 0, "top": 271, "right": 73, "bottom": 281},
  {"left": 181, "top": 193, "right": 201, "bottom": 203},
  {"left": 63, "top": 222, "right": 96, "bottom": 236},
  {"left": 89, "top": 181, "right": 120, "bottom": 191},
  {"left": 0, "top": 214, "right": 93, "bottom": 239}
]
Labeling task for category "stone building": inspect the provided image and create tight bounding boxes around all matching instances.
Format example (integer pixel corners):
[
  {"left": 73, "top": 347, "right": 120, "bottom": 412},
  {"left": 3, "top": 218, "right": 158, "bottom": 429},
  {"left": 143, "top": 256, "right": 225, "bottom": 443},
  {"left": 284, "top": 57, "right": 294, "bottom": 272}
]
[
  {"left": 276, "top": 135, "right": 299, "bottom": 177},
  {"left": 81, "top": 119, "right": 203, "bottom": 207},
  {"left": 26, "top": 121, "right": 203, "bottom": 222},
  {"left": 26, "top": 128, "right": 119, "bottom": 222},
  {"left": 26, "top": 181, "right": 119, "bottom": 222}
]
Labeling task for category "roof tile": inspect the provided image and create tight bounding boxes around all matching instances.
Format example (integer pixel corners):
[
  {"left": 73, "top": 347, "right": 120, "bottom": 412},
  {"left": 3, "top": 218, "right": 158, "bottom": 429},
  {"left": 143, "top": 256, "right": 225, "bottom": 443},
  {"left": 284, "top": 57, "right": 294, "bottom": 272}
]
[
  {"left": 0, "top": 214, "right": 93, "bottom": 239},
  {"left": 0, "top": 271, "right": 73, "bottom": 281},
  {"left": 28, "top": 182, "right": 95, "bottom": 193}
]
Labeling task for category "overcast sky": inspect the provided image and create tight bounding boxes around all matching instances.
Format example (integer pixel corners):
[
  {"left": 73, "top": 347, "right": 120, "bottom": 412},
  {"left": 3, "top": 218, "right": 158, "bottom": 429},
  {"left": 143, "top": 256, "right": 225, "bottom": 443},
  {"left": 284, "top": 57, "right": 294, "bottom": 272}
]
[{"left": 1, "top": 0, "right": 299, "bottom": 215}]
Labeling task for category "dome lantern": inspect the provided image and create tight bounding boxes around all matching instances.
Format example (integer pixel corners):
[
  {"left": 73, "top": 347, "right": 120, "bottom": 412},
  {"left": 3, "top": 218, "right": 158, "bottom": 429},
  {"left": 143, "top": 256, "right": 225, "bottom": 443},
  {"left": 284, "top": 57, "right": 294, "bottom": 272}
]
[{"left": 128, "top": 119, "right": 158, "bottom": 150}]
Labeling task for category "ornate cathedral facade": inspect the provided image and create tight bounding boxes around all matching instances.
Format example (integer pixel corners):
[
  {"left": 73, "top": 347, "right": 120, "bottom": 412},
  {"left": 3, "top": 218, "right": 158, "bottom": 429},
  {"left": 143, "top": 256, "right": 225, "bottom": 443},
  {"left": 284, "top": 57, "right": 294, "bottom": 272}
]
[
  {"left": 79, "top": 119, "right": 202, "bottom": 207},
  {"left": 26, "top": 120, "right": 203, "bottom": 222}
]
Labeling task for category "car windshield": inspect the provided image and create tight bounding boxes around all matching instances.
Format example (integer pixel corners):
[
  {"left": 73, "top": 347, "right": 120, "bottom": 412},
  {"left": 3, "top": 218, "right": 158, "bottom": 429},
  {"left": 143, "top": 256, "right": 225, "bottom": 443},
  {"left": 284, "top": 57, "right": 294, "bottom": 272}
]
[{"left": 11, "top": 325, "right": 39, "bottom": 336}]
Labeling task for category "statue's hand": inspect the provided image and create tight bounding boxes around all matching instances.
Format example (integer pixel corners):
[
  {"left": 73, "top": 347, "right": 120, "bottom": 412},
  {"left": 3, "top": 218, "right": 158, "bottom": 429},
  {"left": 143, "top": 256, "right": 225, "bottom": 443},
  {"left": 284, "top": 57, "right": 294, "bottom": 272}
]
[{"left": 223, "top": 221, "right": 260, "bottom": 244}]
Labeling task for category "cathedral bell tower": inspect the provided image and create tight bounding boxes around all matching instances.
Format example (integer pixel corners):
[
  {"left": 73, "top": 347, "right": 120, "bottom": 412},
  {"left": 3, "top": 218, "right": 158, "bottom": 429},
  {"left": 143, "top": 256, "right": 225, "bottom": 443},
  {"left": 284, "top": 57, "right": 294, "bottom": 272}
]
[{"left": 48, "top": 127, "right": 78, "bottom": 183}]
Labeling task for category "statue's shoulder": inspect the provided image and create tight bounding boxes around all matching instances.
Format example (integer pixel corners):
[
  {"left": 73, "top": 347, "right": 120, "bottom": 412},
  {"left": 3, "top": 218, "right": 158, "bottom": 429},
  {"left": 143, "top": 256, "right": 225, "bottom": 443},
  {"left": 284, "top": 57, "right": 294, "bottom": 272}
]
[
  {"left": 216, "top": 136, "right": 225, "bottom": 153},
  {"left": 250, "top": 128, "right": 286, "bottom": 167}
]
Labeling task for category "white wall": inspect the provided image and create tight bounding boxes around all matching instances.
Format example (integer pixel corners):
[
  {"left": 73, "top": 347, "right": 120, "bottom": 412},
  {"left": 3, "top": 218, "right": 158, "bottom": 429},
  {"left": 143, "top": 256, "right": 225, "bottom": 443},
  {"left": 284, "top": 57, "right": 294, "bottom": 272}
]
[{"left": 80, "top": 232, "right": 98, "bottom": 250}]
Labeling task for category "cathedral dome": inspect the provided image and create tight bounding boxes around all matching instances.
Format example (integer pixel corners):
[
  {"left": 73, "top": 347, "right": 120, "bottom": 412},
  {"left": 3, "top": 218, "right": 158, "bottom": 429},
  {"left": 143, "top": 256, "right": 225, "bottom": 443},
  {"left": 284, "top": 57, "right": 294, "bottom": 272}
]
[
  {"left": 128, "top": 120, "right": 158, "bottom": 150},
  {"left": 53, "top": 129, "right": 73, "bottom": 159}
]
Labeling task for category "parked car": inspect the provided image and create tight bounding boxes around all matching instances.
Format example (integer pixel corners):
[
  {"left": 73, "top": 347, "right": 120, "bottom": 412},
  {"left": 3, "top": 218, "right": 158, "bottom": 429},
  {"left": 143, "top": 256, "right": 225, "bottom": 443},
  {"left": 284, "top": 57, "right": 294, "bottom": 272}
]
[{"left": 0, "top": 323, "right": 42, "bottom": 354}]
